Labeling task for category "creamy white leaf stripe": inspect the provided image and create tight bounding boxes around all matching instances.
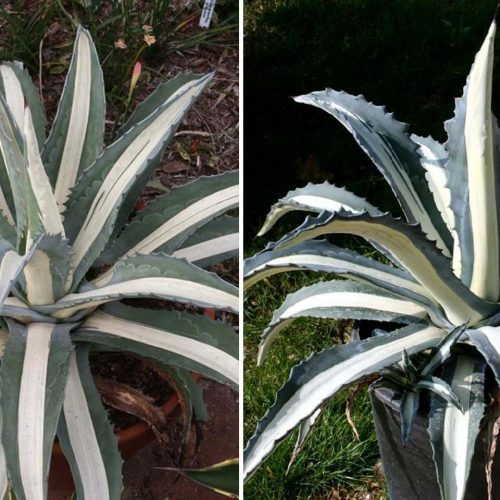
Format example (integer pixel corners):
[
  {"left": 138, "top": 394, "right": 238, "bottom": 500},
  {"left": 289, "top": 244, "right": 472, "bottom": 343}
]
[
  {"left": 464, "top": 20, "right": 498, "bottom": 300},
  {"left": 258, "top": 183, "right": 379, "bottom": 236},
  {"left": 244, "top": 253, "right": 432, "bottom": 299},
  {"left": 71, "top": 77, "right": 210, "bottom": 270},
  {"left": 0, "top": 250, "right": 25, "bottom": 303},
  {"left": 0, "top": 326, "right": 6, "bottom": 498},
  {"left": 441, "top": 358, "right": 472, "bottom": 500},
  {"left": 412, "top": 134, "right": 462, "bottom": 278},
  {"left": 0, "top": 184, "right": 12, "bottom": 226},
  {"left": 0, "top": 441, "right": 6, "bottom": 500},
  {"left": 50, "top": 277, "right": 239, "bottom": 319},
  {"left": 0, "top": 97, "right": 24, "bottom": 227},
  {"left": 0, "top": 64, "right": 24, "bottom": 132},
  {"left": 244, "top": 326, "right": 444, "bottom": 478},
  {"left": 18, "top": 323, "right": 53, "bottom": 500},
  {"left": 466, "top": 326, "right": 500, "bottom": 383},
  {"left": 24, "top": 250, "right": 54, "bottom": 306},
  {"left": 283, "top": 293, "right": 424, "bottom": 318},
  {"left": 124, "top": 185, "right": 238, "bottom": 258},
  {"left": 258, "top": 289, "right": 427, "bottom": 363},
  {"left": 81, "top": 311, "right": 239, "bottom": 384},
  {"left": 433, "top": 356, "right": 483, "bottom": 500},
  {"left": 294, "top": 92, "right": 451, "bottom": 257},
  {"left": 54, "top": 30, "right": 92, "bottom": 207},
  {"left": 63, "top": 351, "right": 109, "bottom": 500},
  {"left": 172, "top": 233, "right": 238, "bottom": 263},
  {"left": 24, "top": 107, "right": 65, "bottom": 237},
  {"left": 0, "top": 327, "right": 8, "bottom": 357},
  {"left": 276, "top": 215, "right": 484, "bottom": 325}
]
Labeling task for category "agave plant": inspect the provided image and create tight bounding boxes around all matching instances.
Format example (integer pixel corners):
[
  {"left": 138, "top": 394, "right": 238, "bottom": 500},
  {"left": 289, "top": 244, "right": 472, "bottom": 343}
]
[
  {"left": 244, "top": 17, "right": 500, "bottom": 499},
  {"left": 0, "top": 26, "right": 239, "bottom": 499}
]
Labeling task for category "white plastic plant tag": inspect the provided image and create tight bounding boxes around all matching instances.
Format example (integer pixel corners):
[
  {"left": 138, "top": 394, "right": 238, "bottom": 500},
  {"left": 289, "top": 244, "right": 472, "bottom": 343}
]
[{"left": 199, "top": 0, "right": 216, "bottom": 29}]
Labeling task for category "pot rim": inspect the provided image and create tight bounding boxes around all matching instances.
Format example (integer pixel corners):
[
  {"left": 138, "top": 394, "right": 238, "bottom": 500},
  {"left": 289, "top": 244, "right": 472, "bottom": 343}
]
[{"left": 52, "top": 372, "right": 201, "bottom": 457}]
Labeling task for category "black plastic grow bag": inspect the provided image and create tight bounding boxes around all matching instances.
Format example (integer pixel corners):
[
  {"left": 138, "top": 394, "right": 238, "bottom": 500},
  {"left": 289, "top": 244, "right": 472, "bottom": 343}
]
[{"left": 370, "top": 386, "right": 499, "bottom": 499}]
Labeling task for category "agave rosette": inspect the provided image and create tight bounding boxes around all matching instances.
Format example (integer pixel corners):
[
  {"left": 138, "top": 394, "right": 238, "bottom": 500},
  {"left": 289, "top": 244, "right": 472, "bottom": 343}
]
[
  {"left": 244, "top": 17, "right": 500, "bottom": 499},
  {"left": 0, "top": 27, "right": 239, "bottom": 499}
]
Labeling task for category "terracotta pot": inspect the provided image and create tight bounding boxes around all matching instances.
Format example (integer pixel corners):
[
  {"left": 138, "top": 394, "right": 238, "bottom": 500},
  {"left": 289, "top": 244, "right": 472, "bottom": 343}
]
[{"left": 48, "top": 372, "right": 200, "bottom": 499}]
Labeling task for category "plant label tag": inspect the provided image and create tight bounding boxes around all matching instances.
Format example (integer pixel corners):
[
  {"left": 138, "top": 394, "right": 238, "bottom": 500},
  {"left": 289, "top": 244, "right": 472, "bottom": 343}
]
[{"left": 199, "top": 0, "right": 216, "bottom": 29}]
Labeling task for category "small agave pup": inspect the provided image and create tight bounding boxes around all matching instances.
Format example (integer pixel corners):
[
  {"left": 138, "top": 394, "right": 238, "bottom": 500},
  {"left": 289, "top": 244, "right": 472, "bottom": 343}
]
[
  {"left": 244, "top": 16, "right": 500, "bottom": 499},
  {"left": 0, "top": 26, "right": 239, "bottom": 499}
]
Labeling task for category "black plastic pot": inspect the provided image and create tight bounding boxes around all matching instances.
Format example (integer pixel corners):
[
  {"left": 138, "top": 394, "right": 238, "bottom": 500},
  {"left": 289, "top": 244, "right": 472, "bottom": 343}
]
[{"left": 370, "top": 386, "right": 500, "bottom": 499}]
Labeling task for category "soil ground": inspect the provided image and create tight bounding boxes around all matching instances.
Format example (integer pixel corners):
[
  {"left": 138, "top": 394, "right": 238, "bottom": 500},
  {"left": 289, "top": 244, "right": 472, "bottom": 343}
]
[{"left": 122, "top": 380, "right": 239, "bottom": 500}]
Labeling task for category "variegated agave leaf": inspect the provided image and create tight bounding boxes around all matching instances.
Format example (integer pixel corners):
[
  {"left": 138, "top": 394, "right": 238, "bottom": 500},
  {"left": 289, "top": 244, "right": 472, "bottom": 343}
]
[
  {"left": 0, "top": 26, "right": 239, "bottom": 500},
  {"left": 245, "top": 16, "right": 500, "bottom": 499}
]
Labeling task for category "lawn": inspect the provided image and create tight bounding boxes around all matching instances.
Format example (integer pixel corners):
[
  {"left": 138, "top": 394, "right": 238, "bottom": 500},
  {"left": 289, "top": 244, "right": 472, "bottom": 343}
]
[{"left": 243, "top": 266, "right": 386, "bottom": 499}]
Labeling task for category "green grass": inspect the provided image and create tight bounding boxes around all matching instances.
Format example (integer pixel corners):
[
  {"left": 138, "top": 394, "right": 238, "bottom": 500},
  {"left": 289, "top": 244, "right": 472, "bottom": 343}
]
[{"left": 244, "top": 270, "right": 384, "bottom": 499}]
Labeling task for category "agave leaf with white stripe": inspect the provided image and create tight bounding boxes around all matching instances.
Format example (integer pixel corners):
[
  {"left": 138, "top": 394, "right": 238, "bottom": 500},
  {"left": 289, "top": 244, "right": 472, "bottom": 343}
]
[
  {"left": 63, "top": 74, "right": 213, "bottom": 287},
  {"left": 0, "top": 210, "right": 15, "bottom": 247},
  {"left": 0, "top": 297, "right": 54, "bottom": 324},
  {"left": 428, "top": 354, "right": 486, "bottom": 500},
  {"left": 23, "top": 106, "right": 65, "bottom": 239},
  {"left": 22, "top": 235, "right": 72, "bottom": 305},
  {"left": 42, "top": 26, "right": 105, "bottom": 206},
  {"left": 414, "top": 376, "right": 463, "bottom": 411},
  {"left": 178, "top": 459, "right": 239, "bottom": 498},
  {"left": 419, "top": 323, "right": 467, "bottom": 377},
  {"left": 0, "top": 249, "right": 34, "bottom": 305},
  {"left": 173, "top": 215, "right": 239, "bottom": 268},
  {"left": 42, "top": 254, "right": 238, "bottom": 318},
  {"left": 0, "top": 321, "right": 72, "bottom": 500},
  {"left": 0, "top": 230, "right": 14, "bottom": 257},
  {"left": 257, "top": 182, "right": 379, "bottom": 236},
  {"left": 411, "top": 134, "right": 463, "bottom": 277},
  {"left": 0, "top": 101, "right": 44, "bottom": 247},
  {"left": 57, "top": 346, "right": 122, "bottom": 500},
  {"left": 108, "top": 73, "right": 208, "bottom": 247},
  {"left": 461, "top": 20, "right": 499, "bottom": 300},
  {"left": 443, "top": 79, "right": 473, "bottom": 288},
  {"left": 0, "top": 62, "right": 46, "bottom": 147},
  {"left": 73, "top": 302, "right": 238, "bottom": 387},
  {"left": 442, "top": 21, "right": 500, "bottom": 292},
  {"left": 0, "top": 151, "right": 14, "bottom": 230},
  {"left": 0, "top": 328, "right": 7, "bottom": 500},
  {"left": 0, "top": 61, "right": 46, "bottom": 224},
  {"left": 268, "top": 210, "right": 497, "bottom": 326},
  {"left": 0, "top": 445, "right": 6, "bottom": 500},
  {"left": 294, "top": 89, "right": 453, "bottom": 256},
  {"left": 244, "top": 239, "right": 446, "bottom": 325},
  {"left": 0, "top": 152, "right": 14, "bottom": 231},
  {"left": 398, "top": 390, "right": 420, "bottom": 446},
  {"left": 0, "top": 94, "right": 27, "bottom": 236},
  {"left": 465, "top": 326, "right": 500, "bottom": 385},
  {"left": 97, "top": 170, "right": 238, "bottom": 267},
  {"left": 258, "top": 280, "right": 428, "bottom": 364},
  {"left": 244, "top": 324, "right": 445, "bottom": 479}
]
